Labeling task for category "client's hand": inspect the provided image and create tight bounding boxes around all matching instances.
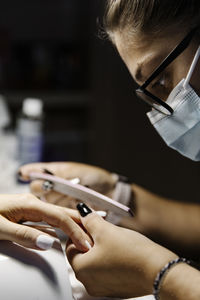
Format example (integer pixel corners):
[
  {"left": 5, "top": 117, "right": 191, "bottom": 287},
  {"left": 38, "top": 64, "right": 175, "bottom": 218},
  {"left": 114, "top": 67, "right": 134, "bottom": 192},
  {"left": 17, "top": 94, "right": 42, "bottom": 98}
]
[
  {"left": 0, "top": 194, "right": 92, "bottom": 251},
  {"left": 66, "top": 203, "right": 177, "bottom": 299},
  {"left": 19, "top": 162, "right": 117, "bottom": 209}
]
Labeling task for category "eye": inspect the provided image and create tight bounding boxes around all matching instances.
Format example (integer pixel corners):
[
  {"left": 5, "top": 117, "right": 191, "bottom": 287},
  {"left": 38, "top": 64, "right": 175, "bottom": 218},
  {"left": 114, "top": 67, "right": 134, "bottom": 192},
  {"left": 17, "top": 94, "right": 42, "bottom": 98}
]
[
  {"left": 149, "top": 73, "right": 172, "bottom": 101},
  {"left": 151, "top": 76, "right": 166, "bottom": 89},
  {"left": 158, "top": 78, "right": 165, "bottom": 86}
]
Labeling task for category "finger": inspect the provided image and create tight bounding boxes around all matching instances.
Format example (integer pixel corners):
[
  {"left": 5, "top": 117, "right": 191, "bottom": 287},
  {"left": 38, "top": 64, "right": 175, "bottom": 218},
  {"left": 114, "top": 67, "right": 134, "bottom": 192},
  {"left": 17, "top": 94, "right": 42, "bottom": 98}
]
[
  {"left": 30, "top": 181, "right": 62, "bottom": 203},
  {"left": 0, "top": 194, "right": 92, "bottom": 252},
  {"left": 76, "top": 203, "right": 106, "bottom": 241},
  {"left": 19, "top": 162, "right": 70, "bottom": 180},
  {"left": 19, "top": 163, "right": 49, "bottom": 180},
  {"left": 66, "top": 239, "right": 94, "bottom": 277},
  {"left": 30, "top": 179, "right": 82, "bottom": 208},
  {"left": 43, "top": 191, "right": 80, "bottom": 208},
  {"left": 39, "top": 204, "right": 93, "bottom": 251},
  {"left": 63, "top": 207, "right": 80, "bottom": 221},
  {"left": 27, "top": 225, "right": 58, "bottom": 238},
  {"left": 44, "top": 192, "right": 72, "bottom": 205},
  {"left": 0, "top": 216, "right": 55, "bottom": 250},
  {"left": 30, "top": 180, "right": 66, "bottom": 205},
  {"left": 66, "top": 241, "right": 83, "bottom": 266},
  {"left": 56, "top": 196, "right": 80, "bottom": 209},
  {"left": 30, "top": 180, "right": 49, "bottom": 196},
  {"left": 17, "top": 198, "right": 93, "bottom": 252}
]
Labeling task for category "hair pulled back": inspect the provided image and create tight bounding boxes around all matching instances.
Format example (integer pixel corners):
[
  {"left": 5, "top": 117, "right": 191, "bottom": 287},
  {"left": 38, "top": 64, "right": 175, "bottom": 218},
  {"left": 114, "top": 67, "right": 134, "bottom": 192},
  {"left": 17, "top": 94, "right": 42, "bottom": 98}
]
[{"left": 104, "top": 0, "right": 200, "bottom": 40}]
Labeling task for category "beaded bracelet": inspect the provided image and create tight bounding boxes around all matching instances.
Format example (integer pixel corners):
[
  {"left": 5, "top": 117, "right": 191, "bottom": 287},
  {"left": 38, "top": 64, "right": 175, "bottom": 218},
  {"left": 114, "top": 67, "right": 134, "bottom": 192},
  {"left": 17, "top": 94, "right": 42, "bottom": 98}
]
[{"left": 153, "top": 257, "right": 190, "bottom": 300}]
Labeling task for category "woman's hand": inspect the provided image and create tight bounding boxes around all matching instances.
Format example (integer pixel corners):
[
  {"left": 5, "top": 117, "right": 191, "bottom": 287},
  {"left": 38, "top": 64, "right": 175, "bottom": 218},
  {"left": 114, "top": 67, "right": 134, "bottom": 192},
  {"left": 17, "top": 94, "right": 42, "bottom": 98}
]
[
  {"left": 0, "top": 194, "right": 92, "bottom": 251},
  {"left": 19, "top": 162, "right": 117, "bottom": 208},
  {"left": 66, "top": 204, "right": 177, "bottom": 298}
]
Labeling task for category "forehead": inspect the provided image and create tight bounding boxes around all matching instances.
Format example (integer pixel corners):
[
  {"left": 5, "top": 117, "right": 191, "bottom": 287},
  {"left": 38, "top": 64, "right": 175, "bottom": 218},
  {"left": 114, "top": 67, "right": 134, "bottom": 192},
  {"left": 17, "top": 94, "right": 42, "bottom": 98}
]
[{"left": 114, "top": 31, "right": 179, "bottom": 82}]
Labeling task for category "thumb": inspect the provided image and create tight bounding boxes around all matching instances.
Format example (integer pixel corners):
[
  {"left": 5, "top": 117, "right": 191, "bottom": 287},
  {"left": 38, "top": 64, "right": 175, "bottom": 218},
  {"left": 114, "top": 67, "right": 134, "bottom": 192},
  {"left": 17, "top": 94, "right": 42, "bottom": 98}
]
[{"left": 77, "top": 203, "right": 105, "bottom": 240}]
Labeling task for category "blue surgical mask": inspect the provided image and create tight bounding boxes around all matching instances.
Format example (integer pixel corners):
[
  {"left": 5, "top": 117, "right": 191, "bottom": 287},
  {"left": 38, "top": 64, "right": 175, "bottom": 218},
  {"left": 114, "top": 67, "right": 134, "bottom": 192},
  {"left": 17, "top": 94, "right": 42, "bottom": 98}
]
[{"left": 147, "top": 46, "right": 200, "bottom": 161}]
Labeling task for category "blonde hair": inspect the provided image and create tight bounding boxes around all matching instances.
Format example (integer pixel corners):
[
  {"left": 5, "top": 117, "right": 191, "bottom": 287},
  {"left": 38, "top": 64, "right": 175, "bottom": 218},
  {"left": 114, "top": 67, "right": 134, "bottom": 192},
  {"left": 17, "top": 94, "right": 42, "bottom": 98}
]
[{"left": 104, "top": 0, "right": 200, "bottom": 41}]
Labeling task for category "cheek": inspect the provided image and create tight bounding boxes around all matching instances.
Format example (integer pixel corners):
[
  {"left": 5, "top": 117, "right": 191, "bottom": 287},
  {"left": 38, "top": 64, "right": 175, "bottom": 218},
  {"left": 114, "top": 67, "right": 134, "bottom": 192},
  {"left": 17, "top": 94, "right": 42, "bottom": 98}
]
[
  {"left": 173, "top": 45, "right": 198, "bottom": 87},
  {"left": 188, "top": 54, "right": 200, "bottom": 96},
  {"left": 172, "top": 61, "right": 188, "bottom": 88}
]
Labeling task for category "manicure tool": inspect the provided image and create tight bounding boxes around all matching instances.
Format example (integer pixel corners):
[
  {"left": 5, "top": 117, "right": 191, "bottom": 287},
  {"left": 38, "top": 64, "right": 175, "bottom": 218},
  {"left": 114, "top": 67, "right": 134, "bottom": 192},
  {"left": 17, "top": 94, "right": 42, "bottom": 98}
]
[{"left": 29, "top": 172, "right": 133, "bottom": 217}]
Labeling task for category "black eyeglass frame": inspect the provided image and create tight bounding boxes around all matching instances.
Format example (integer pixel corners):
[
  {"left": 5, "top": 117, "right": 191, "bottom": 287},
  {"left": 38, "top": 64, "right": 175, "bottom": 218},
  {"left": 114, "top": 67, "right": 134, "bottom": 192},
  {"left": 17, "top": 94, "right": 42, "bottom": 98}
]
[{"left": 135, "top": 27, "right": 197, "bottom": 115}]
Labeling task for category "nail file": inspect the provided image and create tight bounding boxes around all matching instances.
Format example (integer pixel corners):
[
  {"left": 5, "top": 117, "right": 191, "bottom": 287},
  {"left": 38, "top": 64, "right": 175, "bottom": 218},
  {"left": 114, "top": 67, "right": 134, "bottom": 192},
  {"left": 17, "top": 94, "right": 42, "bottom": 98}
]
[{"left": 29, "top": 172, "right": 133, "bottom": 217}]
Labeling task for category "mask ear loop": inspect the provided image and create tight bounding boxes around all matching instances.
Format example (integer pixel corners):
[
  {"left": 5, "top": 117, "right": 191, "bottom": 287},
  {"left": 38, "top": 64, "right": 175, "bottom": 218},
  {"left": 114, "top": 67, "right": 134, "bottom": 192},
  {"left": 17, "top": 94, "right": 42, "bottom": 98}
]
[{"left": 183, "top": 46, "right": 200, "bottom": 89}]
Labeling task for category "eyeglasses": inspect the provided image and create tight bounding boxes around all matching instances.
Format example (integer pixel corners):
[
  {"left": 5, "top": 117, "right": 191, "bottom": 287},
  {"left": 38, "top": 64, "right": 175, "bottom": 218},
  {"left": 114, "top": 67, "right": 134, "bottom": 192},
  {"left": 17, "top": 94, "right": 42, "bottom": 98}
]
[{"left": 135, "top": 27, "right": 197, "bottom": 115}]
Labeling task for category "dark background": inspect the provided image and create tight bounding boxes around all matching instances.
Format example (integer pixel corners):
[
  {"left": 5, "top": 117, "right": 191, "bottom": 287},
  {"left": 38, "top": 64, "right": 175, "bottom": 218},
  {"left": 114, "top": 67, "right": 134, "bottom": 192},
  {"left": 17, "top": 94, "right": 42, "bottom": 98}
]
[{"left": 0, "top": 0, "right": 199, "bottom": 202}]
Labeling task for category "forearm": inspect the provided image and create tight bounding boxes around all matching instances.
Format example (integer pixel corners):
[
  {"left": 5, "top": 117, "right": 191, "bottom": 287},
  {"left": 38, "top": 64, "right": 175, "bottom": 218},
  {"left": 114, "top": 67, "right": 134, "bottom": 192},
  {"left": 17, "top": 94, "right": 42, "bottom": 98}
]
[
  {"left": 120, "top": 184, "right": 200, "bottom": 255},
  {"left": 140, "top": 241, "right": 200, "bottom": 300},
  {"left": 160, "top": 263, "right": 200, "bottom": 300}
]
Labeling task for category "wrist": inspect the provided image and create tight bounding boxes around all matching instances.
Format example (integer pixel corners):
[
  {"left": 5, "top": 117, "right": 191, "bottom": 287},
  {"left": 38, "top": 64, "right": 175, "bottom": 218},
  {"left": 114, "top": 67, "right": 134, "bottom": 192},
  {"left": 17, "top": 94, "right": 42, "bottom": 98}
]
[
  {"left": 107, "top": 174, "right": 133, "bottom": 224},
  {"left": 159, "top": 262, "right": 200, "bottom": 300},
  {"left": 144, "top": 243, "right": 178, "bottom": 295},
  {"left": 120, "top": 184, "right": 163, "bottom": 234}
]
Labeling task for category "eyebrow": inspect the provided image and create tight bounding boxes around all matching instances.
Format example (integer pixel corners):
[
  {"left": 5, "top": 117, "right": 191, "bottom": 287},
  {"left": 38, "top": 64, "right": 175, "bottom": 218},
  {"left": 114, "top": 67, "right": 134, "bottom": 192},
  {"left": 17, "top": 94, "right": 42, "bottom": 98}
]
[
  {"left": 135, "top": 63, "right": 146, "bottom": 83},
  {"left": 134, "top": 54, "right": 168, "bottom": 84}
]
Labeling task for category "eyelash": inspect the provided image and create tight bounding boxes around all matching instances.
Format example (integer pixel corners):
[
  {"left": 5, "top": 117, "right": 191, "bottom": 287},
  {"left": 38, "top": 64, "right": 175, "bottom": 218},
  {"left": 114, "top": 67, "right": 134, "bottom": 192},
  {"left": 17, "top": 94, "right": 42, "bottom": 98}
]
[{"left": 151, "top": 75, "right": 166, "bottom": 90}]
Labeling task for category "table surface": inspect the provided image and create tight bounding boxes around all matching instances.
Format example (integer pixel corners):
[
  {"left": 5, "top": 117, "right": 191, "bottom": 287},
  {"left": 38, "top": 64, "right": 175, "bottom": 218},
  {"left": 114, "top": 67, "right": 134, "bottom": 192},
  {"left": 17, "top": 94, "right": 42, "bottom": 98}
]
[{"left": 0, "top": 239, "right": 74, "bottom": 300}]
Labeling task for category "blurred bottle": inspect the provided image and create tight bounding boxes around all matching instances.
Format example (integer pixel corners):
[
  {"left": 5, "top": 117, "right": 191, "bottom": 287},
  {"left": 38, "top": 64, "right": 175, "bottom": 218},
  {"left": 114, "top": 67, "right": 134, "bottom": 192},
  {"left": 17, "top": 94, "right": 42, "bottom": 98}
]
[
  {"left": 0, "top": 95, "right": 19, "bottom": 193},
  {"left": 0, "top": 94, "right": 10, "bottom": 130},
  {"left": 16, "top": 98, "right": 44, "bottom": 166},
  {"left": 0, "top": 94, "right": 12, "bottom": 163}
]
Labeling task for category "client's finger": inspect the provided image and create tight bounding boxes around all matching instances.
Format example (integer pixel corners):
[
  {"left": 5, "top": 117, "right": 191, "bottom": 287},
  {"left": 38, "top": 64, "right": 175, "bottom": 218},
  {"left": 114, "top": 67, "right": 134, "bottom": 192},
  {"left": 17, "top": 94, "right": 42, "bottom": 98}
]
[
  {"left": 43, "top": 191, "right": 69, "bottom": 205},
  {"left": 30, "top": 180, "right": 80, "bottom": 208},
  {"left": 0, "top": 195, "right": 92, "bottom": 252},
  {"left": 19, "top": 163, "right": 50, "bottom": 180},
  {"left": 0, "top": 215, "right": 55, "bottom": 250},
  {"left": 29, "top": 179, "right": 65, "bottom": 204},
  {"left": 56, "top": 196, "right": 80, "bottom": 209},
  {"left": 30, "top": 179, "right": 49, "bottom": 196},
  {"left": 19, "top": 199, "right": 92, "bottom": 252}
]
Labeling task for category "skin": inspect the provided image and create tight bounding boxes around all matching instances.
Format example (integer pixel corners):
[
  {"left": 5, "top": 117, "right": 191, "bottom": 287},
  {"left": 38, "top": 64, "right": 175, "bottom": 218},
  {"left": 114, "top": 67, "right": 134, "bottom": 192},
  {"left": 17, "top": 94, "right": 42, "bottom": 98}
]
[
  {"left": 0, "top": 193, "right": 92, "bottom": 252},
  {"left": 19, "top": 162, "right": 116, "bottom": 208},
  {"left": 20, "top": 161, "right": 200, "bottom": 299},
  {"left": 18, "top": 26, "right": 200, "bottom": 300},
  {"left": 113, "top": 28, "right": 200, "bottom": 100},
  {"left": 67, "top": 211, "right": 178, "bottom": 298},
  {"left": 67, "top": 210, "right": 200, "bottom": 300},
  {"left": 20, "top": 162, "right": 200, "bottom": 257}
]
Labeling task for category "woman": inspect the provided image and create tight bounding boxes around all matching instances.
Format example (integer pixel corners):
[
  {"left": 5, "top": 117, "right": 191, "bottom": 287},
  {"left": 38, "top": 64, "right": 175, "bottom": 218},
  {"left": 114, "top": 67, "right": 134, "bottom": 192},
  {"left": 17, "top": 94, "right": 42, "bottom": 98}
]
[{"left": 19, "top": 0, "right": 200, "bottom": 299}]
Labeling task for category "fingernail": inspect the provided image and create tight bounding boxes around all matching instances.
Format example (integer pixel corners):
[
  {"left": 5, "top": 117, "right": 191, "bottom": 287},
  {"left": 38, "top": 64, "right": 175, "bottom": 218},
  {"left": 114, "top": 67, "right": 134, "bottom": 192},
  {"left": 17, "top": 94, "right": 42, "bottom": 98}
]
[
  {"left": 70, "top": 177, "right": 80, "bottom": 184},
  {"left": 77, "top": 203, "right": 92, "bottom": 217},
  {"left": 42, "top": 181, "right": 54, "bottom": 191},
  {"left": 17, "top": 170, "right": 29, "bottom": 183},
  {"left": 17, "top": 170, "right": 23, "bottom": 179},
  {"left": 96, "top": 211, "right": 107, "bottom": 218},
  {"left": 85, "top": 240, "right": 92, "bottom": 250},
  {"left": 43, "top": 168, "right": 54, "bottom": 175},
  {"left": 36, "top": 235, "right": 55, "bottom": 250}
]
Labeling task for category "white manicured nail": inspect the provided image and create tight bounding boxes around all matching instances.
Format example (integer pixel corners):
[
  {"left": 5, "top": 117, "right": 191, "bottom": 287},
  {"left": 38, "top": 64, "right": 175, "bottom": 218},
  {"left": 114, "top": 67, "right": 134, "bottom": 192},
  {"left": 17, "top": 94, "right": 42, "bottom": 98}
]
[
  {"left": 70, "top": 178, "right": 80, "bottom": 184},
  {"left": 96, "top": 211, "right": 107, "bottom": 218},
  {"left": 36, "top": 235, "right": 55, "bottom": 250},
  {"left": 85, "top": 240, "right": 92, "bottom": 250}
]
